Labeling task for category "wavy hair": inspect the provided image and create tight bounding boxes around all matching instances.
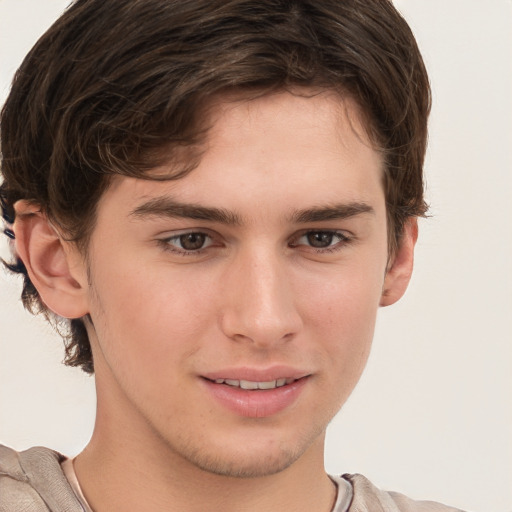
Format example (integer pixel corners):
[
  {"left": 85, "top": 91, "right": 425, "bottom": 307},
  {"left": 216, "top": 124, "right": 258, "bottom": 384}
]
[{"left": 0, "top": 0, "right": 430, "bottom": 373}]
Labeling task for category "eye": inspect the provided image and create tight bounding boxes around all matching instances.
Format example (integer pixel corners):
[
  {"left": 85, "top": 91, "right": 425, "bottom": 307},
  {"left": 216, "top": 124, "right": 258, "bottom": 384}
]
[
  {"left": 291, "top": 230, "right": 350, "bottom": 251},
  {"left": 163, "top": 232, "right": 213, "bottom": 253},
  {"left": 305, "top": 231, "right": 338, "bottom": 248}
]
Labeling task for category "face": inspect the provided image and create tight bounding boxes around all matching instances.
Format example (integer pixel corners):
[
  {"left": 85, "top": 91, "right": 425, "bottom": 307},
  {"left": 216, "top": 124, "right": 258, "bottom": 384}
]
[{"left": 76, "top": 90, "right": 402, "bottom": 477}]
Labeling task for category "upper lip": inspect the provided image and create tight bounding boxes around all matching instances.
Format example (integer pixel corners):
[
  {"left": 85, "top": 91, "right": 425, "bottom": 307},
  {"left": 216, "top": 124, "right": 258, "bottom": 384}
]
[{"left": 201, "top": 366, "right": 310, "bottom": 383}]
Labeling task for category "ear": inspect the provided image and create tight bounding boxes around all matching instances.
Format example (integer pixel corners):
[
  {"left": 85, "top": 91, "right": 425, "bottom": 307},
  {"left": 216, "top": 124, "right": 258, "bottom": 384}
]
[
  {"left": 379, "top": 218, "right": 418, "bottom": 307},
  {"left": 13, "top": 200, "right": 89, "bottom": 318}
]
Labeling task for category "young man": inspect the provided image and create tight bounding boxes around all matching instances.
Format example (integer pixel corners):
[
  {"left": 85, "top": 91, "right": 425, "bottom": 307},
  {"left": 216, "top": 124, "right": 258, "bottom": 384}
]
[{"left": 0, "top": 1, "right": 465, "bottom": 510}]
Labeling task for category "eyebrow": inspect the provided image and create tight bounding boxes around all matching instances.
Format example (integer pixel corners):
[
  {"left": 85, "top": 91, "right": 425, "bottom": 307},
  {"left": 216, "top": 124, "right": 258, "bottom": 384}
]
[
  {"left": 130, "top": 197, "right": 374, "bottom": 225},
  {"left": 290, "top": 202, "right": 375, "bottom": 223},
  {"left": 130, "top": 197, "right": 242, "bottom": 225}
]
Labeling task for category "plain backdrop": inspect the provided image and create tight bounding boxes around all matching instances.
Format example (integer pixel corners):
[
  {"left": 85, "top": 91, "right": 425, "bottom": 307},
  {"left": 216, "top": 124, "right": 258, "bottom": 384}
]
[{"left": 0, "top": 1, "right": 511, "bottom": 511}]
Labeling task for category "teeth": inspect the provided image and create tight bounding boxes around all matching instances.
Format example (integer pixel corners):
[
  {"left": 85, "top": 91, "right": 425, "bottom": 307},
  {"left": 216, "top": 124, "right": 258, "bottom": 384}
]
[
  {"left": 257, "top": 381, "right": 276, "bottom": 390},
  {"left": 212, "top": 378, "right": 294, "bottom": 389},
  {"left": 240, "top": 380, "right": 259, "bottom": 390}
]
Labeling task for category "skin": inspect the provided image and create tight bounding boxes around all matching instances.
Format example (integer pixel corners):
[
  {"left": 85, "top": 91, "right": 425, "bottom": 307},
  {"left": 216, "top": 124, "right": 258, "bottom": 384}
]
[{"left": 14, "top": 90, "right": 416, "bottom": 512}]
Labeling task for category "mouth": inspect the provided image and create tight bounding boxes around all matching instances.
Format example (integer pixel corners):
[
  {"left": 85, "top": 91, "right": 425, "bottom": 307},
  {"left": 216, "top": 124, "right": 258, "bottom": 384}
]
[
  {"left": 201, "top": 373, "right": 309, "bottom": 418},
  {"left": 207, "top": 377, "right": 298, "bottom": 390}
]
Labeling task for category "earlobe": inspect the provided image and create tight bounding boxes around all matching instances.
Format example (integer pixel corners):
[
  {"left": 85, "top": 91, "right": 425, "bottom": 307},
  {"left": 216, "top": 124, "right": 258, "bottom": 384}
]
[
  {"left": 379, "top": 218, "right": 418, "bottom": 307},
  {"left": 13, "top": 200, "right": 89, "bottom": 318}
]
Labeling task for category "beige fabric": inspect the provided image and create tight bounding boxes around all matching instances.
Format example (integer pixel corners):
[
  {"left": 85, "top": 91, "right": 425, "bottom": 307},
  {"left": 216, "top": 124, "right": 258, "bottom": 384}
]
[
  {"left": 0, "top": 445, "right": 466, "bottom": 512},
  {"left": 330, "top": 475, "right": 353, "bottom": 511},
  {"left": 0, "top": 445, "right": 83, "bottom": 512},
  {"left": 343, "top": 474, "right": 466, "bottom": 512}
]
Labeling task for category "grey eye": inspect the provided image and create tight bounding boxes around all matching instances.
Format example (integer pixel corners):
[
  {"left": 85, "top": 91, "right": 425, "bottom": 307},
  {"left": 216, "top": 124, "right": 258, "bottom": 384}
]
[
  {"left": 306, "top": 231, "right": 336, "bottom": 248},
  {"left": 178, "top": 233, "right": 208, "bottom": 250}
]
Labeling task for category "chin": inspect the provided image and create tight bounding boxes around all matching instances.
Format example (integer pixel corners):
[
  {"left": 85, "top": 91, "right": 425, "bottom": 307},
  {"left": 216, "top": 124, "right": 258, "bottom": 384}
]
[
  {"left": 186, "top": 448, "right": 302, "bottom": 479},
  {"left": 165, "top": 429, "right": 310, "bottom": 479},
  {"left": 154, "top": 405, "right": 332, "bottom": 478}
]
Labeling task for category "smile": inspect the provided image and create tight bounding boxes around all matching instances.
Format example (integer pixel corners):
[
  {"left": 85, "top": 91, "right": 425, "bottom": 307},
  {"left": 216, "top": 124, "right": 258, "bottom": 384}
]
[
  {"left": 212, "top": 378, "right": 296, "bottom": 390},
  {"left": 203, "top": 375, "right": 309, "bottom": 418}
]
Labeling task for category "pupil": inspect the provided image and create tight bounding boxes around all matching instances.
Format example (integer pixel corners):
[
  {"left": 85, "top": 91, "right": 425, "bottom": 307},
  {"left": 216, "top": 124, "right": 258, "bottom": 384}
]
[
  {"left": 307, "top": 232, "right": 333, "bottom": 248},
  {"left": 180, "top": 233, "right": 205, "bottom": 250}
]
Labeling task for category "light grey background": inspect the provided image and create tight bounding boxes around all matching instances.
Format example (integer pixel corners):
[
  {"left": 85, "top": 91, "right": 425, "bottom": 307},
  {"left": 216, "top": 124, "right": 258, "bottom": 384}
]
[{"left": 1, "top": 1, "right": 511, "bottom": 511}]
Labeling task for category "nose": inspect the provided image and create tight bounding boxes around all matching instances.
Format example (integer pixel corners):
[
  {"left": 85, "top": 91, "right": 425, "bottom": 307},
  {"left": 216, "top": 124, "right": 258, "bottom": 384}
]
[{"left": 219, "top": 246, "right": 303, "bottom": 347}]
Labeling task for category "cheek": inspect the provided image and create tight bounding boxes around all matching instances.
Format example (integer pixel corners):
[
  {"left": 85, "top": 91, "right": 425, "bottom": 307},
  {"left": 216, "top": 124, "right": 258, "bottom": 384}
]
[
  {"left": 301, "top": 259, "right": 384, "bottom": 331},
  {"left": 88, "top": 261, "right": 217, "bottom": 376},
  {"left": 298, "top": 261, "right": 384, "bottom": 379}
]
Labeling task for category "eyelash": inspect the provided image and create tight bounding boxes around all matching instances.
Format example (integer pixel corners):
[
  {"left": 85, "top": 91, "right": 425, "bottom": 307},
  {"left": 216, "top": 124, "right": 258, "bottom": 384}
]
[
  {"left": 158, "top": 232, "right": 215, "bottom": 256},
  {"left": 158, "top": 229, "right": 352, "bottom": 256},
  {"left": 289, "top": 230, "right": 351, "bottom": 253}
]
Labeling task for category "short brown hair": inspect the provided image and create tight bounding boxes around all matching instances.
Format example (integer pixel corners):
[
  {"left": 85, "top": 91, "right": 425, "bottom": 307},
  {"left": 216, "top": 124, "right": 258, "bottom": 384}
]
[{"left": 0, "top": 0, "right": 431, "bottom": 373}]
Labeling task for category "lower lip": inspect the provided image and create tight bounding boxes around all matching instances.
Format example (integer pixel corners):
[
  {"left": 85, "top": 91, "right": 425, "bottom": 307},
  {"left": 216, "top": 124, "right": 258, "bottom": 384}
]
[{"left": 202, "top": 377, "right": 308, "bottom": 418}]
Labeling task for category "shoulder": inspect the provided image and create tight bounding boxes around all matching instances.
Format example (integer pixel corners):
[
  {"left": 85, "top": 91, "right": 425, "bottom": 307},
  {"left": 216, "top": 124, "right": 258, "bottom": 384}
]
[
  {"left": 0, "top": 444, "right": 82, "bottom": 512},
  {"left": 341, "top": 474, "right": 466, "bottom": 512}
]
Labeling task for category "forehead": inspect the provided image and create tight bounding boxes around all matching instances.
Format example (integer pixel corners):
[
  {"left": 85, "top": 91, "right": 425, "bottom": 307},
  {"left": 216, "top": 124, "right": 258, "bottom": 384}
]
[{"left": 100, "top": 89, "right": 384, "bottom": 218}]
